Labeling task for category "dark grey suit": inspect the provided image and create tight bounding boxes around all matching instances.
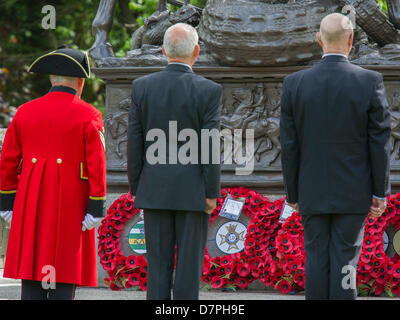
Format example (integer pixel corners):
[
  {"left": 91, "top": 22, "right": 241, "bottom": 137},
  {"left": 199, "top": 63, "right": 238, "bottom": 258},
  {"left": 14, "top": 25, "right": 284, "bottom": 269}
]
[
  {"left": 127, "top": 63, "right": 222, "bottom": 299},
  {"left": 280, "top": 55, "right": 391, "bottom": 299}
]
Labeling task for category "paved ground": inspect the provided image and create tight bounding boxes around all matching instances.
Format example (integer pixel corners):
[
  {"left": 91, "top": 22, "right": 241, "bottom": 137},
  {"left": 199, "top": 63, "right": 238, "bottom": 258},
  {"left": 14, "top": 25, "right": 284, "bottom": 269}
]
[{"left": 1, "top": 269, "right": 398, "bottom": 301}]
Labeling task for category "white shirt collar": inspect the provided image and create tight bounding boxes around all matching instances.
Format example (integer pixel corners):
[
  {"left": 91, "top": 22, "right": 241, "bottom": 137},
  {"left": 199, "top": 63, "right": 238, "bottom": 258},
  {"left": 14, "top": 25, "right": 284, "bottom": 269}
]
[
  {"left": 168, "top": 62, "right": 192, "bottom": 70},
  {"left": 322, "top": 53, "right": 348, "bottom": 59}
]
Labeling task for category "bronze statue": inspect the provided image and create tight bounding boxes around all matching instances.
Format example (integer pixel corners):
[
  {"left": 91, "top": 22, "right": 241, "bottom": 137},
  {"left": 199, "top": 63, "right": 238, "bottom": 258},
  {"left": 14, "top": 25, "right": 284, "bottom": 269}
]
[
  {"left": 89, "top": 0, "right": 400, "bottom": 194},
  {"left": 89, "top": 0, "right": 201, "bottom": 59},
  {"left": 90, "top": 0, "right": 117, "bottom": 59},
  {"left": 130, "top": 4, "right": 200, "bottom": 50}
]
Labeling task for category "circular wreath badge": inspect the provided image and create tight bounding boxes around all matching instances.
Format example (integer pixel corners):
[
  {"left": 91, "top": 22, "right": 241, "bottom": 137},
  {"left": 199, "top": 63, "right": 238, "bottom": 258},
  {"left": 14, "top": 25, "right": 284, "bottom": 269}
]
[{"left": 98, "top": 189, "right": 400, "bottom": 296}]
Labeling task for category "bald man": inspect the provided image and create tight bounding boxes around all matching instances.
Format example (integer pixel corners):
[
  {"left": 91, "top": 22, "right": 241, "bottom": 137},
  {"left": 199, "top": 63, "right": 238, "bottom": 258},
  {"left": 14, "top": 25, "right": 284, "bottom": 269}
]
[
  {"left": 280, "top": 13, "right": 391, "bottom": 300},
  {"left": 127, "top": 23, "right": 222, "bottom": 300}
]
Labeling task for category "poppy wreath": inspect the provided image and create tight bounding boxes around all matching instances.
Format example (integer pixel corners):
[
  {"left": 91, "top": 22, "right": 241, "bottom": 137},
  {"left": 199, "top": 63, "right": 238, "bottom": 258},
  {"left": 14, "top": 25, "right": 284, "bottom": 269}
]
[
  {"left": 98, "top": 189, "right": 400, "bottom": 296},
  {"left": 97, "top": 193, "right": 148, "bottom": 291},
  {"left": 201, "top": 187, "right": 284, "bottom": 291},
  {"left": 356, "top": 193, "right": 400, "bottom": 297},
  {"left": 268, "top": 211, "right": 306, "bottom": 294},
  {"left": 202, "top": 191, "right": 305, "bottom": 294}
]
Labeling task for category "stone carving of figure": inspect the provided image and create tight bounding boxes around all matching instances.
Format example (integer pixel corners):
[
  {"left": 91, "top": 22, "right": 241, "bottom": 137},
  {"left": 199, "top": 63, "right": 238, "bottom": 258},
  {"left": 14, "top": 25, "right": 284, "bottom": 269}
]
[
  {"left": 391, "top": 111, "right": 400, "bottom": 161},
  {"left": 221, "top": 84, "right": 281, "bottom": 166},
  {"left": 105, "top": 97, "right": 130, "bottom": 160},
  {"left": 221, "top": 88, "right": 255, "bottom": 130}
]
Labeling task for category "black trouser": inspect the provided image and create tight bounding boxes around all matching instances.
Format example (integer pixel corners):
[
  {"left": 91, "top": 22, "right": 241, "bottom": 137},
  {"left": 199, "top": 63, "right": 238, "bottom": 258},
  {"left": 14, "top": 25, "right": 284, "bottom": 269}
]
[
  {"left": 21, "top": 280, "right": 76, "bottom": 300},
  {"left": 300, "top": 213, "right": 367, "bottom": 300},
  {"left": 144, "top": 209, "right": 210, "bottom": 300}
]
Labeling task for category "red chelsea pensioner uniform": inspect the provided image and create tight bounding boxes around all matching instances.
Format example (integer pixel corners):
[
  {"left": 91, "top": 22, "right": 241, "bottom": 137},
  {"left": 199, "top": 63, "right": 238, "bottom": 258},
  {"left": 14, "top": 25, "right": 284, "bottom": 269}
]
[{"left": 0, "top": 86, "right": 106, "bottom": 287}]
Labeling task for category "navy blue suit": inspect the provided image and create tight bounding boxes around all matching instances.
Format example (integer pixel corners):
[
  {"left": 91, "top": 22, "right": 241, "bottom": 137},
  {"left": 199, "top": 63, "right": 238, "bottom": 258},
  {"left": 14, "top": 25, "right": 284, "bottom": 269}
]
[
  {"left": 127, "top": 63, "right": 222, "bottom": 300},
  {"left": 280, "top": 55, "right": 391, "bottom": 299}
]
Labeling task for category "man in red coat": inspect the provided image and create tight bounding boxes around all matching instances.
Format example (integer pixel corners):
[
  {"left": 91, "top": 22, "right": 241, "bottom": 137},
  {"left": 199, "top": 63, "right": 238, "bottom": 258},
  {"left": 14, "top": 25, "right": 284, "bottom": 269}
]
[{"left": 0, "top": 48, "right": 107, "bottom": 300}]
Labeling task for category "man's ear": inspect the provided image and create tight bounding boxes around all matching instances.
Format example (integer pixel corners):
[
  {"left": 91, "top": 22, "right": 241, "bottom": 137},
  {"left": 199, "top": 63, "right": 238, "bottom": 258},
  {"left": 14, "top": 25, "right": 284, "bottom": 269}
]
[
  {"left": 348, "top": 32, "right": 354, "bottom": 46},
  {"left": 193, "top": 44, "right": 200, "bottom": 59},
  {"left": 78, "top": 78, "right": 85, "bottom": 88},
  {"left": 77, "top": 78, "right": 85, "bottom": 96},
  {"left": 161, "top": 46, "right": 167, "bottom": 57},
  {"left": 316, "top": 32, "right": 324, "bottom": 50}
]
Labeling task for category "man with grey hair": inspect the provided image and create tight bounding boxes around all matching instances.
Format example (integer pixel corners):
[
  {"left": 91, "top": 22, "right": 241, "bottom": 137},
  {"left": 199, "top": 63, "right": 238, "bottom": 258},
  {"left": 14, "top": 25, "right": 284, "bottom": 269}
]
[
  {"left": 280, "top": 13, "right": 391, "bottom": 299},
  {"left": 127, "top": 23, "right": 222, "bottom": 300}
]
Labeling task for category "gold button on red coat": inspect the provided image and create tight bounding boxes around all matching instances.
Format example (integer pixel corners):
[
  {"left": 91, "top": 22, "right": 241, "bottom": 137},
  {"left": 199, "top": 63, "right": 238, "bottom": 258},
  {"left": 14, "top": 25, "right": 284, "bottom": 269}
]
[
  {"left": 32, "top": 158, "right": 37, "bottom": 164},
  {"left": 57, "top": 159, "right": 62, "bottom": 164}
]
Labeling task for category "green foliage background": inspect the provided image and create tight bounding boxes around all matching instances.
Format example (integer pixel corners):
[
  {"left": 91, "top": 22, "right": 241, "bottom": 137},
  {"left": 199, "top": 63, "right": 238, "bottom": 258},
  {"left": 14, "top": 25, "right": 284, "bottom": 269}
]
[
  {"left": 0, "top": 0, "right": 389, "bottom": 116},
  {"left": 0, "top": 0, "right": 207, "bottom": 115}
]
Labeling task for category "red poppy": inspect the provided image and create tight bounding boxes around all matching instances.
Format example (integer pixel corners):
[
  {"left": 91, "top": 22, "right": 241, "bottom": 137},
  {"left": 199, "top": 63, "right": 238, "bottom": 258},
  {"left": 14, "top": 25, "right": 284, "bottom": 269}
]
[
  {"left": 375, "top": 272, "right": 388, "bottom": 285},
  {"left": 113, "top": 219, "right": 125, "bottom": 230},
  {"left": 123, "top": 200, "right": 134, "bottom": 212},
  {"left": 235, "top": 277, "right": 249, "bottom": 290},
  {"left": 213, "top": 256, "right": 221, "bottom": 266},
  {"left": 374, "top": 283, "right": 385, "bottom": 296},
  {"left": 363, "top": 237, "right": 376, "bottom": 249},
  {"left": 277, "top": 279, "right": 292, "bottom": 294},
  {"left": 211, "top": 276, "right": 226, "bottom": 289},
  {"left": 360, "top": 252, "right": 373, "bottom": 264},
  {"left": 139, "top": 279, "right": 147, "bottom": 291},
  {"left": 202, "top": 274, "right": 211, "bottom": 283},
  {"left": 128, "top": 272, "right": 140, "bottom": 286},
  {"left": 126, "top": 255, "right": 137, "bottom": 269},
  {"left": 294, "top": 273, "right": 305, "bottom": 287},
  {"left": 100, "top": 256, "right": 116, "bottom": 272},
  {"left": 203, "top": 260, "right": 211, "bottom": 275},
  {"left": 138, "top": 267, "right": 147, "bottom": 279},
  {"left": 392, "top": 283, "right": 400, "bottom": 295},
  {"left": 220, "top": 255, "right": 232, "bottom": 267},
  {"left": 237, "top": 263, "right": 251, "bottom": 277},
  {"left": 135, "top": 255, "right": 148, "bottom": 267},
  {"left": 109, "top": 283, "right": 122, "bottom": 291},
  {"left": 392, "top": 264, "right": 400, "bottom": 278},
  {"left": 247, "top": 223, "right": 257, "bottom": 235}
]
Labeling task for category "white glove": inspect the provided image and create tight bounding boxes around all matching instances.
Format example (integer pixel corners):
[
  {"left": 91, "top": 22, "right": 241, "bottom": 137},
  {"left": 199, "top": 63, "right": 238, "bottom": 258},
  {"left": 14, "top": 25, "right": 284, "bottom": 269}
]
[
  {"left": 0, "top": 211, "right": 12, "bottom": 224},
  {"left": 82, "top": 213, "right": 102, "bottom": 231}
]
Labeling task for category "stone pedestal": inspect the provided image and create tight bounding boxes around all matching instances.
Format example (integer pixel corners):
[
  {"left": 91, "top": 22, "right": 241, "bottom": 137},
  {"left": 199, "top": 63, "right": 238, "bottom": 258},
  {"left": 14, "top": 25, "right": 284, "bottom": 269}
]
[{"left": 94, "top": 64, "right": 400, "bottom": 195}]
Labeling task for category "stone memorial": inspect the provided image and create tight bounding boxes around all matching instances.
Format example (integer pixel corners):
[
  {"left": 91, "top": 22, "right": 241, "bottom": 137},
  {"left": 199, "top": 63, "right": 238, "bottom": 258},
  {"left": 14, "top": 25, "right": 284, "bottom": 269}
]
[
  {"left": 90, "top": 0, "right": 400, "bottom": 197},
  {"left": 89, "top": 0, "right": 400, "bottom": 287}
]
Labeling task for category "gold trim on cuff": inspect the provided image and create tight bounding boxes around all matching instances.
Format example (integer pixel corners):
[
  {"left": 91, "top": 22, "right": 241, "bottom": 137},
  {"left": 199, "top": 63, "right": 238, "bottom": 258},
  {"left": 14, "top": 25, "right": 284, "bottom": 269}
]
[
  {"left": 89, "top": 196, "right": 106, "bottom": 200},
  {"left": 0, "top": 190, "right": 17, "bottom": 194}
]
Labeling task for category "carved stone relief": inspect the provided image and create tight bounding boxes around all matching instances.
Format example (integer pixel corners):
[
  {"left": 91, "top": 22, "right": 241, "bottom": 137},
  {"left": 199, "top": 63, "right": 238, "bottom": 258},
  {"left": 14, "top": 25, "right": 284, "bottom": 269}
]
[
  {"left": 104, "top": 80, "right": 400, "bottom": 175},
  {"left": 104, "top": 86, "right": 131, "bottom": 171},
  {"left": 220, "top": 83, "right": 282, "bottom": 169},
  {"left": 386, "top": 83, "right": 400, "bottom": 165}
]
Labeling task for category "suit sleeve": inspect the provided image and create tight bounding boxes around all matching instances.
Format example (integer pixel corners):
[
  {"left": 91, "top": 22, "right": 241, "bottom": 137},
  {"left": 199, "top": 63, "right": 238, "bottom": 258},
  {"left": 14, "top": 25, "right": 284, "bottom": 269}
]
[
  {"left": 367, "top": 74, "right": 391, "bottom": 198},
  {"left": 84, "top": 111, "right": 107, "bottom": 217},
  {"left": 0, "top": 115, "right": 22, "bottom": 211},
  {"left": 280, "top": 77, "right": 300, "bottom": 203},
  {"left": 127, "top": 82, "right": 144, "bottom": 197},
  {"left": 201, "top": 84, "right": 222, "bottom": 199}
]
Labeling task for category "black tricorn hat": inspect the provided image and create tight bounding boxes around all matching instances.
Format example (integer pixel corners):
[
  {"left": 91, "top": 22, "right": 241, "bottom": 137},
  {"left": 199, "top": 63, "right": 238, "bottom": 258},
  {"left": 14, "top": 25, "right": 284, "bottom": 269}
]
[{"left": 28, "top": 48, "right": 90, "bottom": 78}]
